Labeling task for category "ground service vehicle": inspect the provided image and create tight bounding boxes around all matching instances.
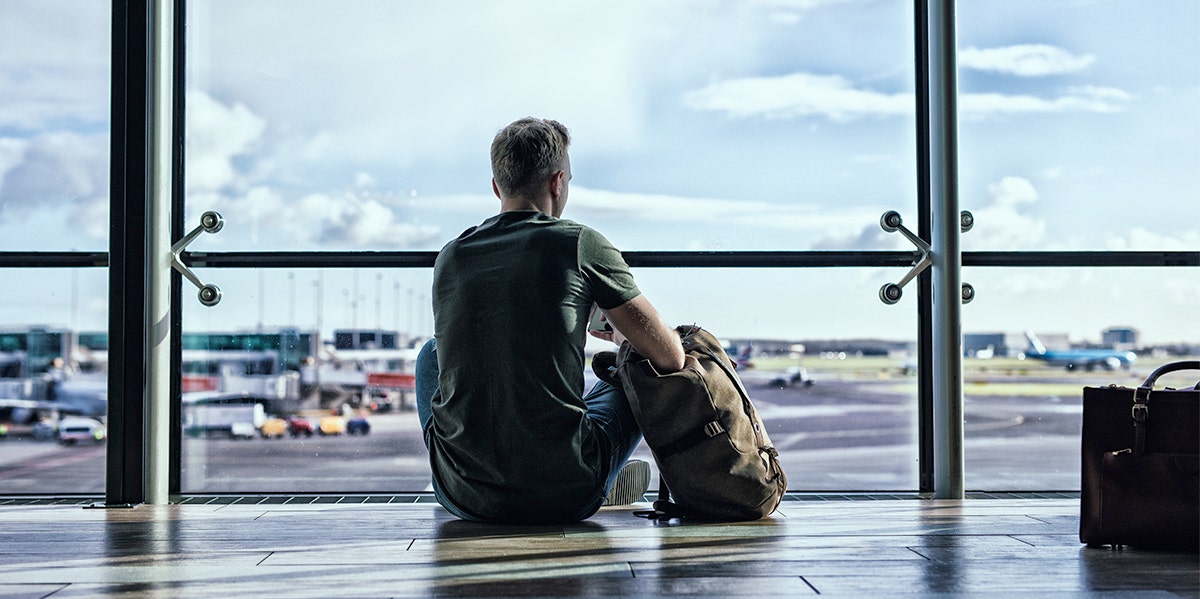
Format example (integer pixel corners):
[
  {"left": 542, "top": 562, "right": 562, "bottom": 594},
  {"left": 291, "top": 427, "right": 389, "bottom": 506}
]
[
  {"left": 260, "top": 417, "right": 289, "bottom": 438},
  {"left": 58, "top": 417, "right": 105, "bottom": 445},
  {"left": 318, "top": 415, "right": 346, "bottom": 436}
]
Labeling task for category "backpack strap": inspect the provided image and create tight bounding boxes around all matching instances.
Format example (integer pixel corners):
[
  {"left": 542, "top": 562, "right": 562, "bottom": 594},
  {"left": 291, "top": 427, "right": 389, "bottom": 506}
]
[
  {"left": 591, "top": 351, "right": 621, "bottom": 387},
  {"left": 633, "top": 478, "right": 686, "bottom": 521},
  {"left": 656, "top": 420, "right": 727, "bottom": 459}
]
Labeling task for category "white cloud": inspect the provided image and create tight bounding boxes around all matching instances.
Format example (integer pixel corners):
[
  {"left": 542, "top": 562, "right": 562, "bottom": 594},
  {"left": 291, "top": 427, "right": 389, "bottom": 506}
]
[
  {"left": 987, "top": 176, "right": 1038, "bottom": 207},
  {"left": 0, "top": 138, "right": 27, "bottom": 182},
  {"left": 567, "top": 185, "right": 882, "bottom": 247},
  {"left": 69, "top": 197, "right": 110, "bottom": 242},
  {"left": 1038, "top": 166, "right": 1064, "bottom": 180},
  {"left": 684, "top": 72, "right": 1131, "bottom": 121},
  {"left": 0, "top": 1, "right": 109, "bottom": 131},
  {"left": 187, "top": 186, "right": 441, "bottom": 250},
  {"left": 353, "top": 172, "right": 377, "bottom": 189},
  {"left": 963, "top": 176, "right": 1046, "bottom": 249},
  {"left": 0, "top": 132, "right": 108, "bottom": 234},
  {"left": 1105, "top": 227, "right": 1200, "bottom": 251},
  {"left": 683, "top": 73, "right": 910, "bottom": 122},
  {"left": 811, "top": 224, "right": 908, "bottom": 251},
  {"left": 960, "top": 86, "right": 1131, "bottom": 117},
  {"left": 749, "top": 0, "right": 864, "bottom": 23},
  {"left": 186, "top": 2, "right": 696, "bottom": 173},
  {"left": 186, "top": 91, "right": 267, "bottom": 192},
  {"left": 749, "top": 0, "right": 860, "bottom": 9},
  {"left": 808, "top": 175, "right": 1049, "bottom": 250},
  {"left": 959, "top": 44, "right": 1096, "bottom": 77}
]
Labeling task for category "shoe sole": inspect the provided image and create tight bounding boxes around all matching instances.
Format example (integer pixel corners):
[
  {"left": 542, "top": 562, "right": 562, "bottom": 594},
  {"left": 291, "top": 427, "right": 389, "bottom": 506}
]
[{"left": 604, "top": 459, "right": 651, "bottom": 506}]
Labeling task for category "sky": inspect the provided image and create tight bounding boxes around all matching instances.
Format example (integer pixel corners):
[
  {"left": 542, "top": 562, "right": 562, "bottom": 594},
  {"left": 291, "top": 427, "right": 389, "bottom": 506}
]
[{"left": 0, "top": 0, "right": 1197, "bottom": 345}]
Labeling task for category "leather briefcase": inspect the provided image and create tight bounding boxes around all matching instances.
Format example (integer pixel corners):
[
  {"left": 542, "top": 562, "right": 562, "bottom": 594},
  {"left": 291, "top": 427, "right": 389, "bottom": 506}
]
[{"left": 1080, "top": 361, "right": 1199, "bottom": 550}]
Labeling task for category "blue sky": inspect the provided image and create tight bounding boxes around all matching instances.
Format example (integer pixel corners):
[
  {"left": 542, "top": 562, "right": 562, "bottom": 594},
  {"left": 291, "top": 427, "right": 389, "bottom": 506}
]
[{"left": 0, "top": 0, "right": 1197, "bottom": 344}]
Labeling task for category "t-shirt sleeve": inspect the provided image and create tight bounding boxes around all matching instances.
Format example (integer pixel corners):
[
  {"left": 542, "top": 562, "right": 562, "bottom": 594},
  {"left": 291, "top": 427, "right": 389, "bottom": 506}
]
[{"left": 578, "top": 226, "right": 641, "bottom": 310}]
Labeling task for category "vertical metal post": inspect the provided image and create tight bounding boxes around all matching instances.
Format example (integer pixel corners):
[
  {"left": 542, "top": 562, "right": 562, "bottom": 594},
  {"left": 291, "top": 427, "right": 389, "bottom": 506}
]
[
  {"left": 168, "top": 0, "right": 187, "bottom": 499},
  {"left": 928, "top": 0, "right": 964, "bottom": 499},
  {"left": 914, "top": 0, "right": 935, "bottom": 496},
  {"left": 106, "top": 0, "right": 149, "bottom": 507},
  {"left": 145, "top": 0, "right": 174, "bottom": 504}
]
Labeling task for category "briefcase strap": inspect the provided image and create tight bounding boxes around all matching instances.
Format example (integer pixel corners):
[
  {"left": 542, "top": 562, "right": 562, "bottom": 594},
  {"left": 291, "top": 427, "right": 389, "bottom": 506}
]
[
  {"left": 1140, "top": 360, "right": 1200, "bottom": 388},
  {"left": 1130, "top": 360, "right": 1199, "bottom": 456},
  {"left": 1132, "top": 393, "right": 1148, "bottom": 456}
]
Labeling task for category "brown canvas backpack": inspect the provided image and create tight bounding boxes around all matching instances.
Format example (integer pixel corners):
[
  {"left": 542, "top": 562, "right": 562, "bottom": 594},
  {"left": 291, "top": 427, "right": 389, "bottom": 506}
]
[{"left": 594, "top": 325, "right": 787, "bottom": 521}]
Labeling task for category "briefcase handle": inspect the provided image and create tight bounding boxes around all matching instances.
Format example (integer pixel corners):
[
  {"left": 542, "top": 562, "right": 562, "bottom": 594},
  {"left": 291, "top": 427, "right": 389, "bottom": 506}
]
[{"left": 1140, "top": 361, "right": 1200, "bottom": 390}]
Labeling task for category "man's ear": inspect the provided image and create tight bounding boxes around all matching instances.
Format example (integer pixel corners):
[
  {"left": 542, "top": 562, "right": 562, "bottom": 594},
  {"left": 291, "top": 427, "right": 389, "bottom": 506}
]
[
  {"left": 549, "top": 170, "right": 566, "bottom": 200},
  {"left": 492, "top": 179, "right": 502, "bottom": 200}
]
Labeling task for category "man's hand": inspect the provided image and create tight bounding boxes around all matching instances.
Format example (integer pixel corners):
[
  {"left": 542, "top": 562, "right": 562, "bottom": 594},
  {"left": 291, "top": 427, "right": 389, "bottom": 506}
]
[
  {"left": 595, "top": 296, "right": 685, "bottom": 373},
  {"left": 587, "top": 325, "right": 627, "bottom": 347}
]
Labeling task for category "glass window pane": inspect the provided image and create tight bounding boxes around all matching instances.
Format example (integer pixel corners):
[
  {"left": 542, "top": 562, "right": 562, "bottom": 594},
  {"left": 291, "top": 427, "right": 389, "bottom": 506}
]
[
  {"left": 630, "top": 268, "right": 920, "bottom": 491},
  {"left": 0, "top": 1, "right": 111, "bottom": 252},
  {"left": 962, "top": 267, "right": 1200, "bottom": 490},
  {"left": 185, "top": 1, "right": 915, "bottom": 252},
  {"left": 180, "top": 268, "right": 433, "bottom": 493},
  {"left": 0, "top": 269, "right": 109, "bottom": 494},
  {"left": 0, "top": 0, "right": 110, "bottom": 495},
  {"left": 957, "top": 1, "right": 1200, "bottom": 251},
  {"left": 180, "top": 267, "right": 919, "bottom": 493}
]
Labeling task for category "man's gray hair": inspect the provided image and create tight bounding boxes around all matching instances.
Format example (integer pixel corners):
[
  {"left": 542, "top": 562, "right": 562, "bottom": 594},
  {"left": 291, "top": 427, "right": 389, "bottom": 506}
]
[{"left": 491, "top": 117, "right": 571, "bottom": 199}]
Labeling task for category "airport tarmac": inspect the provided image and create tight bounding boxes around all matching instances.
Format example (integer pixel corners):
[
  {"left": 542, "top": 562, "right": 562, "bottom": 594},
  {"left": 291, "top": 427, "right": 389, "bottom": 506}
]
[{"left": 0, "top": 366, "right": 1106, "bottom": 495}]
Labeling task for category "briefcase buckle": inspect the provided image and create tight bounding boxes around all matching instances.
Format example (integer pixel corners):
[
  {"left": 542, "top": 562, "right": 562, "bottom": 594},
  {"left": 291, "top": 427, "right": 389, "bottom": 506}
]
[{"left": 1131, "top": 403, "right": 1149, "bottom": 423}]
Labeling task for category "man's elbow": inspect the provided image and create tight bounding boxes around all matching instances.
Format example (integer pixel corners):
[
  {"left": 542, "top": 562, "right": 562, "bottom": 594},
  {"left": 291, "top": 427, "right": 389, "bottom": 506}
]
[{"left": 652, "top": 345, "right": 687, "bottom": 373}]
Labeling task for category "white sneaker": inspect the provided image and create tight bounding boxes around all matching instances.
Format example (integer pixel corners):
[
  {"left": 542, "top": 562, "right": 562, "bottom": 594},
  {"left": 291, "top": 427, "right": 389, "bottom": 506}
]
[{"left": 603, "top": 459, "right": 651, "bottom": 506}]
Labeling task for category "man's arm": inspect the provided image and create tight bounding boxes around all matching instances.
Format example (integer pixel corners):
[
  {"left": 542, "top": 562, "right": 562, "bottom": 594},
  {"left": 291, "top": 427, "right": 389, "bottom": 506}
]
[{"left": 590, "top": 295, "right": 685, "bottom": 373}]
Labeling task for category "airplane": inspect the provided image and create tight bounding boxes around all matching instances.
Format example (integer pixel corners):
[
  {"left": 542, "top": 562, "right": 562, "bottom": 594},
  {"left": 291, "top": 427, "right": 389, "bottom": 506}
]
[
  {"left": 1022, "top": 331, "right": 1137, "bottom": 371},
  {"left": 0, "top": 396, "right": 103, "bottom": 425},
  {"left": 725, "top": 343, "right": 755, "bottom": 369}
]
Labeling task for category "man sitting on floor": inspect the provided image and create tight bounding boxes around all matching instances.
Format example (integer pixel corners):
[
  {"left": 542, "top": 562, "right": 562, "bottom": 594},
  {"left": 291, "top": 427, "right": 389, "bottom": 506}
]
[{"left": 414, "top": 117, "right": 685, "bottom": 523}]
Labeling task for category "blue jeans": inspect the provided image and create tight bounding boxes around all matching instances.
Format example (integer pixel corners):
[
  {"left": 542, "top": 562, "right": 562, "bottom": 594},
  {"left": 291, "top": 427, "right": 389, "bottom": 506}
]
[{"left": 415, "top": 337, "right": 642, "bottom": 521}]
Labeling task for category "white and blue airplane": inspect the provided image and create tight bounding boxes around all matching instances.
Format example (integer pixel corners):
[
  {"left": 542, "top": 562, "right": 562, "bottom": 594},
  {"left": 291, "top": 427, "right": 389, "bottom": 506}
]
[{"left": 1023, "top": 331, "right": 1137, "bottom": 371}]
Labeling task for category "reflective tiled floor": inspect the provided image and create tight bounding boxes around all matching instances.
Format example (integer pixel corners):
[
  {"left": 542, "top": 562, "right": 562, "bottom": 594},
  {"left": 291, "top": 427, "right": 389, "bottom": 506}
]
[{"left": 0, "top": 496, "right": 1195, "bottom": 597}]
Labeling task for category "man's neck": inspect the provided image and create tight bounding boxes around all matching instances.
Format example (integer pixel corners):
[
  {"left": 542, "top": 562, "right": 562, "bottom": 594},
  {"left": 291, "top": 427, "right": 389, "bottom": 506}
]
[{"left": 500, "top": 197, "right": 553, "bottom": 215}]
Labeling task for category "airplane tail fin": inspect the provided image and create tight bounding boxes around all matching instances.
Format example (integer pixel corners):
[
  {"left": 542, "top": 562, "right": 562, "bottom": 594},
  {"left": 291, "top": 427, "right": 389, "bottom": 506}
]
[
  {"left": 728, "top": 344, "right": 754, "bottom": 369},
  {"left": 1024, "top": 331, "right": 1047, "bottom": 356}
]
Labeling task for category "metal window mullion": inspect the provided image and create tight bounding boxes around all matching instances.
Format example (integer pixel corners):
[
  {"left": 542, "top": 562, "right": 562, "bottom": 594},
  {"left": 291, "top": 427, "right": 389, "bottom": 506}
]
[
  {"left": 145, "top": 0, "right": 175, "bottom": 505},
  {"left": 106, "top": 0, "right": 150, "bottom": 507},
  {"left": 169, "top": 0, "right": 187, "bottom": 499},
  {"left": 175, "top": 250, "right": 1200, "bottom": 270},
  {"left": 3, "top": 250, "right": 1190, "bottom": 270},
  {"left": 928, "top": 0, "right": 964, "bottom": 499},
  {"left": 914, "top": 0, "right": 936, "bottom": 496}
]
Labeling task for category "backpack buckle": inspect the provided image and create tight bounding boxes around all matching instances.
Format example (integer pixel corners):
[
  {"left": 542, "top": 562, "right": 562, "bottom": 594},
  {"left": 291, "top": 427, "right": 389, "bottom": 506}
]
[{"left": 704, "top": 421, "right": 725, "bottom": 438}]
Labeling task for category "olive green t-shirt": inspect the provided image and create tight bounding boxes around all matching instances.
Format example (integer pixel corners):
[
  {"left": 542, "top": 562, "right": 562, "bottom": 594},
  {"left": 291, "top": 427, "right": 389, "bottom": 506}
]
[{"left": 428, "top": 211, "right": 641, "bottom": 523}]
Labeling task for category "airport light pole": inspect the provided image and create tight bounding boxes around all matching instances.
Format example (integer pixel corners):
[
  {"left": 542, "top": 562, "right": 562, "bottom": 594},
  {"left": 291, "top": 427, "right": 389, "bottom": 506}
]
[
  {"left": 393, "top": 279, "right": 401, "bottom": 342},
  {"left": 375, "top": 272, "right": 382, "bottom": 338},
  {"left": 288, "top": 271, "right": 295, "bottom": 327},
  {"left": 313, "top": 272, "right": 324, "bottom": 340}
]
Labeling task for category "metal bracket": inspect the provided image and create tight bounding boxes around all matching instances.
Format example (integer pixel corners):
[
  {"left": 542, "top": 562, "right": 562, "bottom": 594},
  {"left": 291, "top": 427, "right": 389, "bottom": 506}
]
[
  {"left": 878, "top": 210, "right": 975, "bottom": 305},
  {"left": 170, "top": 211, "right": 224, "bottom": 306}
]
